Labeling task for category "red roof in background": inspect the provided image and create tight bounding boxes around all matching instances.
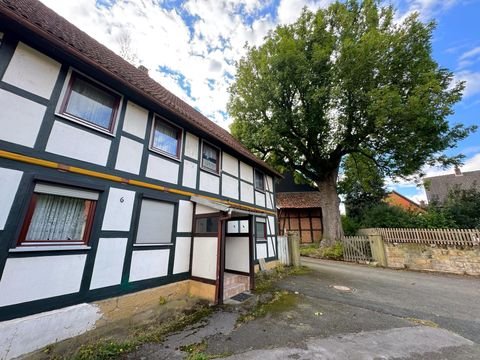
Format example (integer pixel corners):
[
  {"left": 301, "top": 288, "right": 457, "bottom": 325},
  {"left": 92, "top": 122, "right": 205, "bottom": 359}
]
[
  {"left": 0, "top": 0, "right": 281, "bottom": 177},
  {"left": 276, "top": 192, "right": 322, "bottom": 209}
]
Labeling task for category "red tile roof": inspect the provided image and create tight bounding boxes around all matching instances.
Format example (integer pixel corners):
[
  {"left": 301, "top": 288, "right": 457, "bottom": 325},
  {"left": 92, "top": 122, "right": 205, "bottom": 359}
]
[
  {"left": 276, "top": 192, "right": 322, "bottom": 209},
  {"left": 0, "top": 0, "right": 280, "bottom": 177}
]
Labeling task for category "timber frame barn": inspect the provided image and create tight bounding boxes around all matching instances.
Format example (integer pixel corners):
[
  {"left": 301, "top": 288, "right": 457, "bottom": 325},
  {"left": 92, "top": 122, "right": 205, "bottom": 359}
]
[{"left": 0, "top": 0, "right": 280, "bottom": 338}]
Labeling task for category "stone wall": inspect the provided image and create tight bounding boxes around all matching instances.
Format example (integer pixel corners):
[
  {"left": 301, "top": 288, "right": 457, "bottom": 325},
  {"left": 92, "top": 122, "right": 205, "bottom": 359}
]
[{"left": 385, "top": 243, "right": 480, "bottom": 275}]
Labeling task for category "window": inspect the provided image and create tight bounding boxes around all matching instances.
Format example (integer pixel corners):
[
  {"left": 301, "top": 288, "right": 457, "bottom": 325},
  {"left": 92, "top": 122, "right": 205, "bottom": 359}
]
[
  {"left": 201, "top": 141, "right": 220, "bottom": 174},
  {"left": 255, "top": 221, "right": 267, "bottom": 241},
  {"left": 151, "top": 117, "right": 183, "bottom": 159},
  {"left": 18, "top": 183, "right": 98, "bottom": 246},
  {"left": 194, "top": 215, "right": 219, "bottom": 235},
  {"left": 254, "top": 169, "right": 265, "bottom": 191},
  {"left": 61, "top": 72, "right": 120, "bottom": 133},
  {"left": 136, "top": 199, "right": 175, "bottom": 244}
]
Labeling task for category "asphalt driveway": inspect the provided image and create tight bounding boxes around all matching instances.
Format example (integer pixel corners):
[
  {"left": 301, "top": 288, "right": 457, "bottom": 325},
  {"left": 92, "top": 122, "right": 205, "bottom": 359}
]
[{"left": 127, "top": 258, "right": 480, "bottom": 359}]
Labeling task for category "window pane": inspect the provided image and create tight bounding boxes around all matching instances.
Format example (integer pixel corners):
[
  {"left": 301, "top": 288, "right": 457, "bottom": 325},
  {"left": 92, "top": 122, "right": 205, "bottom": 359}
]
[
  {"left": 202, "top": 143, "right": 218, "bottom": 172},
  {"left": 195, "top": 217, "right": 218, "bottom": 234},
  {"left": 256, "top": 222, "right": 266, "bottom": 239},
  {"left": 65, "top": 76, "right": 117, "bottom": 130},
  {"left": 152, "top": 120, "right": 180, "bottom": 157},
  {"left": 254, "top": 170, "right": 264, "bottom": 191},
  {"left": 136, "top": 199, "right": 174, "bottom": 244},
  {"left": 25, "top": 194, "right": 90, "bottom": 241}
]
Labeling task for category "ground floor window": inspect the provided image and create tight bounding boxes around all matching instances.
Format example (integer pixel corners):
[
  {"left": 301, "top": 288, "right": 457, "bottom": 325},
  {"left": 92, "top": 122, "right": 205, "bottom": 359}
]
[
  {"left": 18, "top": 183, "right": 98, "bottom": 246},
  {"left": 194, "top": 214, "right": 219, "bottom": 235},
  {"left": 135, "top": 198, "right": 175, "bottom": 244}
]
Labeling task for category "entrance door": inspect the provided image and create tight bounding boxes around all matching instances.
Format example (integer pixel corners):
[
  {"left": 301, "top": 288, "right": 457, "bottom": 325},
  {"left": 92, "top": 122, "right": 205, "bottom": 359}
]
[{"left": 218, "top": 216, "right": 254, "bottom": 303}]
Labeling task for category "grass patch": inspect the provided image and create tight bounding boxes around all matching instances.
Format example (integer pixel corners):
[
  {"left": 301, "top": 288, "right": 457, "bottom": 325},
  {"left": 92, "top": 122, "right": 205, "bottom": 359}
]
[
  {"left": 180, "top": 341, "right": 232, "bottom": 360},
  {"left": 71, "top": 305, "right": 214, "bottom": 360},
  {"left": 237, "top": 290, "right": 298, "bottom": 324},
  {"left": 300, "top": 242, "right": 344, "bottom": 260}
]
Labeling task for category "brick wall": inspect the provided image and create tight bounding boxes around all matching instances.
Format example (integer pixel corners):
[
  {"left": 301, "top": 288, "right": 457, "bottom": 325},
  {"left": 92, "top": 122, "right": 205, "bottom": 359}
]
[{"left": 385, "top": 243, "right": 480, "bottom": 275}]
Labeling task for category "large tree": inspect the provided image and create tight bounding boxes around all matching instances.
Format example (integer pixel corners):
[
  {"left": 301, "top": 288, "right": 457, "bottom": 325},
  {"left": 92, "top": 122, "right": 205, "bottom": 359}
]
[{"left": 228, "top": 0, "right": 475, "bottom": 246}]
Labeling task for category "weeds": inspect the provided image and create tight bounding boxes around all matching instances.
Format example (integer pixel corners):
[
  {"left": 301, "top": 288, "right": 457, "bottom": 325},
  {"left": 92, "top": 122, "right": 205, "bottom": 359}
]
[
  {"left": 237, "top": 290, "right": 297, "bottom": 323},
  {"left": 72, "top": 305, "right": 214, "bottom": 360},
  {"left": 300, "top": 242, "right": 344, "bottom": 260}
]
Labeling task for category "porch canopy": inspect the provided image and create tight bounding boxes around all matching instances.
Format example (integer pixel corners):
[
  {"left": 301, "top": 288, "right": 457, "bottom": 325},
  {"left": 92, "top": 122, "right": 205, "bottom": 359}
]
[{"left": 190, "top": 196, "right": 263, "bottom": 217}]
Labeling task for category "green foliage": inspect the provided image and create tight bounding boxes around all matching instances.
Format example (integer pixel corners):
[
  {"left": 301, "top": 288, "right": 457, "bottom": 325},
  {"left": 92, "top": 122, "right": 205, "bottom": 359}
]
[
  {"left": 443, "top": 185, "right": 480, "bottom": 228},
  {"left": 343, "top": 185, "right": 480, "bottom": 230},
  {"left": 341, "top": 215, "right": 360, "bottom": 236},
  {"left": 228, "top": 0, "right": 474, "bottom": 242},
  {"left": 338, "top": 154, "right": 386, "bottom": 219}
]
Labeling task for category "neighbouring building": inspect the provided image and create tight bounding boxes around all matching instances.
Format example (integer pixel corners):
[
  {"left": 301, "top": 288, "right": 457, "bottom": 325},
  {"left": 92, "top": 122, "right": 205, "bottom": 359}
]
[
  {"left": 276, "top": 173, "right": 323, "bottom": 244},
  {"left": 384, "top": 190, "right": 424, "bottom": 212},
  {"left": 0, "top": 1, "right": 280, "bottom": 357},
  {"left": 424, "top": 167, "right": 480, "bottom": 203}
]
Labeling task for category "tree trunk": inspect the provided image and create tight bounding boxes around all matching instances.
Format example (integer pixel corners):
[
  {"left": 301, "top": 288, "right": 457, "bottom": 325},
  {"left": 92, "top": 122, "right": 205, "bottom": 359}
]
[{"left": 317, "top": 170, "right": 343, "bottom": 247}]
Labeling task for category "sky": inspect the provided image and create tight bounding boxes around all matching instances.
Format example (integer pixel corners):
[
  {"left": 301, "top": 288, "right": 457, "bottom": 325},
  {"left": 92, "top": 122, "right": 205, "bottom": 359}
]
[{"left": 38, "top": 0, "right": 480, "bottom": 204}]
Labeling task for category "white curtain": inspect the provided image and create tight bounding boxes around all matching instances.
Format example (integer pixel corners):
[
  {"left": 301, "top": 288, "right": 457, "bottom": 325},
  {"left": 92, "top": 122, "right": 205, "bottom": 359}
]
[
  {"left": 202, "top": 145, "right": 217, "bottom": 171},
  {"left": 26, "top": 194, "right": 88, "bottom": 241},
  {"left": 153, "top": 121, "right": 178, "bottom": 156},
  {"left": 66, "top": 77, "right": 116, "bottom": 129}
]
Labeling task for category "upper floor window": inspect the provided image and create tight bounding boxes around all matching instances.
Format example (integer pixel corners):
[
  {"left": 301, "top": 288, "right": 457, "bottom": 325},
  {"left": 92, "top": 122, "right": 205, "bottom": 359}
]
[
  {"left": 151, "top": 117, "right": 183, "bottom": 159},
  {"left": 18, "top": 183, "right": 98, "bottom": 247},
  {"left": 254, "top": 169, "right": 265, "bottom": 192},
  {"left": 60, "top": 72, "right": 120, "bottom": 133},
  {"left": 201, "top": 141, "right": 220, "bottom": 174}
]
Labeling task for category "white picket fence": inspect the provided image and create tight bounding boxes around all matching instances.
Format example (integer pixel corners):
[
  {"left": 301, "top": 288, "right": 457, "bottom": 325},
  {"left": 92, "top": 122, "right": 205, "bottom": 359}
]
[
  {"left": 360, "top": 228, "right": 480, "bottom": 246},
  {"left": 277, "top": 235, "right": 290, "bottom": 265}
]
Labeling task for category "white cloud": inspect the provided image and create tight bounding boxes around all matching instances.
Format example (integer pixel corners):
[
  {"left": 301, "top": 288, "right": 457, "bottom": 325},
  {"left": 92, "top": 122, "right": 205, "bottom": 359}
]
[
  {"left": 404, "top": 0, "right": 462, "bottom": 19},
  {"left": 455, "top": 71, "right": 480, "bottom": 98}
]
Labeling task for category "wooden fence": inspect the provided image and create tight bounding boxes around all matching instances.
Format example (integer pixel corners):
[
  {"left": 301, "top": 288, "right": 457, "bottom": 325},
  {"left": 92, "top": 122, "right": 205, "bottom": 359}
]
[
  {"left": 360, "top": 228, "right": 480, "bottom": 246},
  {"left": 342, "top": 236, "right": 374, "bottom": 263}
]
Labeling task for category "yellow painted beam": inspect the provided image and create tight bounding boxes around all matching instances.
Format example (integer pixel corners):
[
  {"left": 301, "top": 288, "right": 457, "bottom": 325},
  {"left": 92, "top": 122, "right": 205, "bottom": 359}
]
[{"left": 0, "top": 149, "right": 276, "bottom": 216}]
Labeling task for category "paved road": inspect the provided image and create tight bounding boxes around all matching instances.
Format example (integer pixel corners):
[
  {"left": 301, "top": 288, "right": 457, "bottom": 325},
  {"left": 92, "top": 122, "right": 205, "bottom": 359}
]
[{"left": 129, "top": 258, "right": 480, "bottom": 359}]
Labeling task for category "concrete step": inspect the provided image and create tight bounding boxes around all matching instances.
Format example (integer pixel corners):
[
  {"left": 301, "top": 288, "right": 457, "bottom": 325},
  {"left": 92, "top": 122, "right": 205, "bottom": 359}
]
[
  {"left": 224, "top": 273, "right": 249, "bottom": 287},
  {"left": 223, "top": 282, "right": 248, "bottom": 300}
]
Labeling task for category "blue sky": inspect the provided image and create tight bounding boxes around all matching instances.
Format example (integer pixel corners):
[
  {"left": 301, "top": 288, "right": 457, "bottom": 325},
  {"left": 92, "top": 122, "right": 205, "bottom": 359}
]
[{"left": 40, "top": 0, "right": 480, "bottom": 203}]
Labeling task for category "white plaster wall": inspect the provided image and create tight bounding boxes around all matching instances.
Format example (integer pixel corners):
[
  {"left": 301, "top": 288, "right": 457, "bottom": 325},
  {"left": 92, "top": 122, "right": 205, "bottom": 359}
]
[
  {"left": 199, "top": 171, "right": 220, "bottom": 194},
  {"left": 268, "top": 236, "right": 276, "bottom": 257},
  {"left": 46, "top": 121, "right": 111, "bottom": 166},
  {"left": 177, "top": 200, "right": 193, "bottom": 232},
  {"left": 90, "top": 238, "right": 128, "bottom": 290},
  {"left": 0, "top": 255, "right": 86, "bottom": 307},
  {"left": 122, "top": 101, "right": 148, "bottom": 139},
  {"left": 222, "top": 173, "right": 239, "bottom": 199},
  {"left": 173, "top": 237, "right": 191, "bottom": 274},
  {"left": 266, "top": 176, "right": 274, "bottom": 192},
  {"left": 184, "top": 132, "right": 199, "bottom": 159},
  {"left": 255, "top": 191, "right": 266, "bottom": 207},
  {"left": 267, "top": 216, "right": 276, "bottom": 236},
  {"left": 227, "top": 221, "right": 239, "bottom": 233},
  {"left": 182, "top": 159, "right": 197, "bottom": 189},
  {"left": 256, "top": 243, "right": 268, "bottom": 260},
  {"left": 146, "top": 154, "right": 179, "bottom": 184},
  {"left": 0, "top": 89, "right": 46, "bottom": 147},
  {"left": 191, "top": 237, "right": 217, "bottom": 280},
  {"left": 115, "top": 136, "right": 143, "bottom": 175},
  {"left": 225, "top": 236, "right": 249, "bottom": 273},
  {"left": 222, "top": 153, "right": 238, "bottom": 176},
  {"left": 239, "top": 220, "right": 249, "bottom": 233},
  {"left": 240, "top": 181, "right": 254, "bottom": 204},
  {"left": 0, "top": 168, "right": 23, "bottom": 230},
  {"left": 195, "top": 204, "right": 218, "bottom": 215},
  {"left": 2, "top": 42, "right": 61, "bottom": 99},
  {"left": 129, "top": 249, "right": 170, "bottom": 282},
  {"left": 240, "top": 162, "right": 253, "bottom": 182},
  {"left": 0, "top": 303, "right": 101, "bottom": 360},
  {"left": 266, "top": 192, "right": 275, "bottom": 209},
  {"left": 102, "top": 188, "right": 136, "bottom": 231}
]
